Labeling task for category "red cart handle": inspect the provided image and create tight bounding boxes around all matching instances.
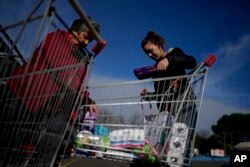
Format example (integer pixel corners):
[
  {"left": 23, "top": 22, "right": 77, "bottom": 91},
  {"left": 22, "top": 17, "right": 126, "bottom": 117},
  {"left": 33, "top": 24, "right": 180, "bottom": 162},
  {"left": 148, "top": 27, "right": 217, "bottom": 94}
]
[
  {"left": 91, "top": 40, "right": 107, "bottom": 55},
  {"left": 204, "top": 54, "right": 216, "bottom": 67}
]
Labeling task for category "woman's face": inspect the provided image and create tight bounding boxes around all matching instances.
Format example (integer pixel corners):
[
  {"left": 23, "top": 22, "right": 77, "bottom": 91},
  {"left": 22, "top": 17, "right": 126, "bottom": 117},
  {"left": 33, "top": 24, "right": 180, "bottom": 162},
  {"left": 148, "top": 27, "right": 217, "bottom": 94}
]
[{"left": 143, "top": 42, "right": 164, "bottom": 61}]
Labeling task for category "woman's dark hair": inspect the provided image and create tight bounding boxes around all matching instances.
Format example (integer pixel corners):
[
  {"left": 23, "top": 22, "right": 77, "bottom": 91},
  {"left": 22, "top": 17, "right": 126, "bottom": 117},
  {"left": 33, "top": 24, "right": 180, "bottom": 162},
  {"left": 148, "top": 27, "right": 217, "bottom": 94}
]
[
  {"left": 70, "top": 16, "right": 100, "bottom": 34},
  {"left": 141, "top": 31, "right": 165, "bottom": 49}
]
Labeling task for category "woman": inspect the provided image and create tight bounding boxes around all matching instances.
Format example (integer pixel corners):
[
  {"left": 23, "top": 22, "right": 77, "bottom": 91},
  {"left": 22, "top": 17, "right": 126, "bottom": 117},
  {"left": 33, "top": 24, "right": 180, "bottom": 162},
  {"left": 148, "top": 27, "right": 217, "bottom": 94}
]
[
  {"left": 140, "top": 31, "right": 197, "bottom": 166},
  {"left": 140, "top": 31, "right": 197, "bottom": 113}
]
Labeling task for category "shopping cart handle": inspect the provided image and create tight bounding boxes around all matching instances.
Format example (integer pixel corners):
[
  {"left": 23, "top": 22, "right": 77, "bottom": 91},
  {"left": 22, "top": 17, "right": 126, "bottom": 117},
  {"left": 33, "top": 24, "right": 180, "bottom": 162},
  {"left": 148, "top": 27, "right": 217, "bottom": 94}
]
[
  {"left": 204, "top": 54, "right": 216, "bottom": 67},
  {"left": 91, "top": 40, "right": 107, "bottom": 55}
]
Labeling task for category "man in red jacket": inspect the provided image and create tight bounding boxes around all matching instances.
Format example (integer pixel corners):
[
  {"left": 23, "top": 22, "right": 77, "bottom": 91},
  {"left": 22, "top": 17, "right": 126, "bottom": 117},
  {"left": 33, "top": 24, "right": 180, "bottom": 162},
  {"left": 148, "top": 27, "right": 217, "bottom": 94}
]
[
  {"left": 7, "top": 18, "right": 99, "bottom": 112},
  {"left": 0, "top": 17, "right": 99, "bottom": 166}
]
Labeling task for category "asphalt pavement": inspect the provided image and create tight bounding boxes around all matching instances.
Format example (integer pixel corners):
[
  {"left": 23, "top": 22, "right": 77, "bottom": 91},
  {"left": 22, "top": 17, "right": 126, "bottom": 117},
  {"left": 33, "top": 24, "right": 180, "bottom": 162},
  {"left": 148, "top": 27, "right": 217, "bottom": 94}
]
[{"left": 62, "top": 157, "right": 230, "bottom": 167}]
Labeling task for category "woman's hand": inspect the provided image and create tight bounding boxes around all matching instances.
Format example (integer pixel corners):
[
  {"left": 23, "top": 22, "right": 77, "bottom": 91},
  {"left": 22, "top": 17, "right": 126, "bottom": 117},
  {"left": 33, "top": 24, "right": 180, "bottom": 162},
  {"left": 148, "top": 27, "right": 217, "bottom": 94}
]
[
  {"left": 141, "top": 88, "right": 148, "bottom": 96},
  {"left": 157, "top": 58, "right": 169, "bottom": 71}
]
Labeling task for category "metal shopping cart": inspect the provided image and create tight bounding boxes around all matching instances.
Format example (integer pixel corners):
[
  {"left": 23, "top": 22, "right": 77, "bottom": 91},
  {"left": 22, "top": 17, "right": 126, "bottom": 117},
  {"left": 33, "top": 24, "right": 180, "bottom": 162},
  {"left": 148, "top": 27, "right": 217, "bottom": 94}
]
[
  {"left": 0, "top": 0, "right": 105, "bottom": 166},
  {"left": 75, "top": 55, "right": 216, "bottom": 167}
]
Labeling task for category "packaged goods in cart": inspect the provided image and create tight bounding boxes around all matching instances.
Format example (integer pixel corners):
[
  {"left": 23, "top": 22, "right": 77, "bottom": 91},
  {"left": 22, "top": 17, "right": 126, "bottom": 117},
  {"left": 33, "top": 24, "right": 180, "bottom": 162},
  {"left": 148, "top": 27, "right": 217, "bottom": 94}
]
[
  {"left": 133, "top": 142, "right": 159, "bottom": 163},
  {"left": 95, "top": 125, "right": 109, "bottom": 136},
  {"left": 75, "top": 130, "right": 93, "bottom": 148},
  {"left": 165, "top": 123, "right": 189, "bottom": 166},
  {"left": 96, "top": 136, "right": 111, "bottom": 158},
  {"left": 109, "top": 128, "right": 145, "bottom": 148},
  {"left": 144, "top": 139, "right": 160, "bottom": 159},
  {"left": 75, "top": 130, "right": 103, "bottom": 157},
  {"left": 169, "top": 123, "right": 189, "bottom": 153},
  {"left": 107, "top": 128, "right": 160, "bottom": 163},
  {"left": 144, "top": 111, "right": 169, "bottom": 150},
  {"left": 105, "top": 150, "right": 137, "bottom": 161}
]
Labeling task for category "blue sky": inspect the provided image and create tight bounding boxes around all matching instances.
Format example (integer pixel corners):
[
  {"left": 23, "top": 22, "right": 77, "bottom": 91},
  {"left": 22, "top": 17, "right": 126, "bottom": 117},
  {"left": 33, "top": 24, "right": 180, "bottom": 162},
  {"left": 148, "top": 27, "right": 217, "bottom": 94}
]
[{"left": 1, "top": 0, "right": 250, "bottom": 133}]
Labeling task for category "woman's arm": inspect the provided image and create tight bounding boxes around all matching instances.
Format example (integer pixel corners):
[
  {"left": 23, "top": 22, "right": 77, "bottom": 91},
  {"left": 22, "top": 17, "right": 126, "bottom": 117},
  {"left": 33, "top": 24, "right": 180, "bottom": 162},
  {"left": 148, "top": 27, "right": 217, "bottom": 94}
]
[{"left": 166, "top": 48, "right": 197, "bottom": 69}]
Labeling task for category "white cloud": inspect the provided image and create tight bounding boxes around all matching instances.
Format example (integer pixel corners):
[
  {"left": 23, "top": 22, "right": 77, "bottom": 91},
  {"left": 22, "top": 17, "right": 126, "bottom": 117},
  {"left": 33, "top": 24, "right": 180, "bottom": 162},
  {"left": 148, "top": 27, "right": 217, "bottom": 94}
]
[
  {"left": 88, "top": 72, "right": 131, "bottom": 85},
  {"left": 209, "top": 34, "right": 250, "bottom": 84},
  {"left": 197, "top": 98, "right": 250, "bottom": 134},
  {"left": 200, "top": 33, "right": 250, "bottom": 114},
  {"left": 196, "top": 34, "right": 250, "bottom": 133}
]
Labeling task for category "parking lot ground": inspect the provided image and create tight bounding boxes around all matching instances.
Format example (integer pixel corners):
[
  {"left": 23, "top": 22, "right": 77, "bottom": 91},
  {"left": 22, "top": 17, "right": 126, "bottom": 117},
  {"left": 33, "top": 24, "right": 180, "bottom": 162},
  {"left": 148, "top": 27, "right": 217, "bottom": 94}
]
[{"left": 62, "top": 157, "right": 230, "bottom": 167}]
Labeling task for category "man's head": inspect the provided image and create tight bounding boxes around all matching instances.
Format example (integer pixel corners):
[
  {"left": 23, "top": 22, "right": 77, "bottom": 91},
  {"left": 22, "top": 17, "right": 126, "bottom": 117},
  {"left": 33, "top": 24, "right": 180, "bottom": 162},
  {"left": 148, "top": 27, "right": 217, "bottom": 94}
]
[{"left": 70, "top": 16, "right": 100, "bottom": 46}]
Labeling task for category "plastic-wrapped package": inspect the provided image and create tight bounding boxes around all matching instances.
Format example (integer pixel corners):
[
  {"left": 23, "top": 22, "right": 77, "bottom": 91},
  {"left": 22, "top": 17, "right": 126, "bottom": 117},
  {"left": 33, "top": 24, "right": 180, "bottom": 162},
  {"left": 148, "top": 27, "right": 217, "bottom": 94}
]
[
  {"left": 133, "top": 65, "right": 157, "bottom": 80},
  {"left": 109, "top": 128, "right": 145, "bottom": 148}
]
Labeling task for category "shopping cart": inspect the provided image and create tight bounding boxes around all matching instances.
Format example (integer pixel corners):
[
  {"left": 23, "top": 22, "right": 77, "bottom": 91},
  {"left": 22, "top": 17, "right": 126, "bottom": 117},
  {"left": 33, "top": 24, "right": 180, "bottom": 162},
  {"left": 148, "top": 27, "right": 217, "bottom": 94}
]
[
  {"left": 0, "top": 0, "right": 105, "bottom": 166},
  {"left": 75, "top": 54, "right": 216, "bottom": 167}
]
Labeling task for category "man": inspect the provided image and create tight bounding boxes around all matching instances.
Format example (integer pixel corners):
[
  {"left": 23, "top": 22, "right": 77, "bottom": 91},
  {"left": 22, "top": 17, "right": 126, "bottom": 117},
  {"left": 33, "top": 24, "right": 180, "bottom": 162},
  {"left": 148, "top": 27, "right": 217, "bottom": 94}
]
[{"left": 1, "top": 17, "right": 99, "bottom": 166}]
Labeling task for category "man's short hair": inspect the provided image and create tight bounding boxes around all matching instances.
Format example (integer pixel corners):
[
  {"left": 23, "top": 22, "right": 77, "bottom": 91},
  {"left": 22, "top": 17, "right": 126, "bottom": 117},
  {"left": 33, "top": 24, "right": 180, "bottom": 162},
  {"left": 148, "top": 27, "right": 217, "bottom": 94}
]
[{"left": 70, "top": 16, "right": 100, "bottom": 33}]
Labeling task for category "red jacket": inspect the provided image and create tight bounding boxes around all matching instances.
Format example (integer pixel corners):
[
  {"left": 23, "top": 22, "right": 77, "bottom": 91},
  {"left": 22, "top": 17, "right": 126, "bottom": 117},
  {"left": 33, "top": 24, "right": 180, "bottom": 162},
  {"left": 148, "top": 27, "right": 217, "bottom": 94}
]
[{"left": 7, "top": 30, "right": 87, "bottom": 112}]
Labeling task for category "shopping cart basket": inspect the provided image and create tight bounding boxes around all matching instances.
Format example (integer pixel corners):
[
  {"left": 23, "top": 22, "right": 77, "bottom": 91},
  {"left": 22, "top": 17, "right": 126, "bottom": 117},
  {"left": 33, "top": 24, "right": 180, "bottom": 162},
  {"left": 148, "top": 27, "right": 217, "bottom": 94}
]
[
  {"left": 75, "top": 54, "right": 216, "bottom": 167},
  {"left": 0, "top": 0, "right": 105, "bottom": 166}
]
